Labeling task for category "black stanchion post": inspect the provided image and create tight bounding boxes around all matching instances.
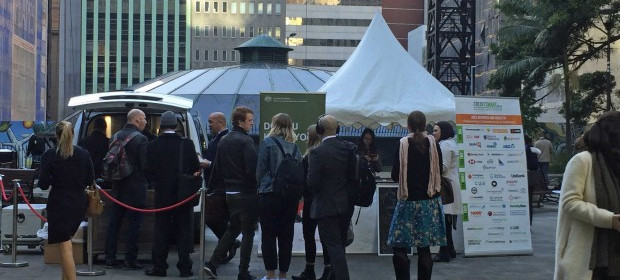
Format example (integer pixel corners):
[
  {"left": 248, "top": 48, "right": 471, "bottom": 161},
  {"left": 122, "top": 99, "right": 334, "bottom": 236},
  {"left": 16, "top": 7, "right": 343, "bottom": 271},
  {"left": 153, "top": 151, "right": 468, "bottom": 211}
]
[
  {"left": 0, "top": 179, "right": 28, "bottom": 267},
  {"left": 76, "top": 216, "right": 105, "bottom": 276}
]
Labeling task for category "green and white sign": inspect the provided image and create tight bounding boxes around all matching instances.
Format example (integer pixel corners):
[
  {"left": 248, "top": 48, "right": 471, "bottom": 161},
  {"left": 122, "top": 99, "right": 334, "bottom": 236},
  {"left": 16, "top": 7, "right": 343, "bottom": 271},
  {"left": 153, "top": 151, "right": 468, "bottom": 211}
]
[{"left": 259, "top": 92, "right": 325, "bottom": 154}]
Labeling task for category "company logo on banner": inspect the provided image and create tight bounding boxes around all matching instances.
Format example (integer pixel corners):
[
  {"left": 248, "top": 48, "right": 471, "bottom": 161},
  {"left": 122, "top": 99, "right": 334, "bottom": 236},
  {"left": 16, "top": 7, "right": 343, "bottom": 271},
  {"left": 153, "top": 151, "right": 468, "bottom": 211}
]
[{"left": 455, "top": 96, "right": 533, "bottom": 257}]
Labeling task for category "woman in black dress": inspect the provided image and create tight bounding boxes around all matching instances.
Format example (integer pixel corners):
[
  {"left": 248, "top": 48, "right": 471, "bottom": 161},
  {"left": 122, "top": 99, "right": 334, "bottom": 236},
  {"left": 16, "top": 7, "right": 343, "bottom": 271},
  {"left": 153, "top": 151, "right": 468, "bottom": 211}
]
[{"left": 38, "top": 121, "right": 94, "bottom": 280}]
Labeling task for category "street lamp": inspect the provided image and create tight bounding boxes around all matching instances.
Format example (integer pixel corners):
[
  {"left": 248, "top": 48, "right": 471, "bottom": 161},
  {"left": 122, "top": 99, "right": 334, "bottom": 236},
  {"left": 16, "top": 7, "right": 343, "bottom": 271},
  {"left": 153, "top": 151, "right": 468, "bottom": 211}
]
[
  {"left": 470, "top": 64, "right": 482, "bottom": 95},
  {"left": 286, "top": 32, "right": 297, "bottom": 46}
]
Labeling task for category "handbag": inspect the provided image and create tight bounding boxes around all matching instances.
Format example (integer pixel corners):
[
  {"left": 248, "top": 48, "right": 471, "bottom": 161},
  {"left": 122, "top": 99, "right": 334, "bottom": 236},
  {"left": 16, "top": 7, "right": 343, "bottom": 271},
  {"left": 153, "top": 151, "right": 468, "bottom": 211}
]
[
  {"left": 440, "top": 177, "right": 455, "bottom": 205},
  {"left": 177, "top": 142, "right": 202, "bottom": 206},
  {"left": 85, "top": 182, "right": 104, "bottom": 217}
]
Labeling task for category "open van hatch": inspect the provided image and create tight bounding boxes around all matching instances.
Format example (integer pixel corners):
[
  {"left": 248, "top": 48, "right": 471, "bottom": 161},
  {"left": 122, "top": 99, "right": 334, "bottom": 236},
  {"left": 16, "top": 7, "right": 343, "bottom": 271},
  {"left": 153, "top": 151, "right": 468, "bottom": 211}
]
[{"left": 67, "top": 91, "right": 193, "bottom": 112}]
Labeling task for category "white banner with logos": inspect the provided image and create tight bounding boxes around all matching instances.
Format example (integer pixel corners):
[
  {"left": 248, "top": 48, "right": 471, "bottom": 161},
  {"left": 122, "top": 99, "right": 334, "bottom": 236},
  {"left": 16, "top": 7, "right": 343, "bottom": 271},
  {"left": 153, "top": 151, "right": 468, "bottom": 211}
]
[{"left": 455, "top": 96, "right": 533, "bottom": 256}]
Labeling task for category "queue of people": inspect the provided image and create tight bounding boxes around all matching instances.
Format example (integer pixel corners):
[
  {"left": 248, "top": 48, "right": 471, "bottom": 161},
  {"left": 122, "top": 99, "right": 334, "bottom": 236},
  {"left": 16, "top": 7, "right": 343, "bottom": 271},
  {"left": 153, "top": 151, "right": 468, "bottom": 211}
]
[{"left": 43, "top": 108, "right": 620, "bottom": 280}]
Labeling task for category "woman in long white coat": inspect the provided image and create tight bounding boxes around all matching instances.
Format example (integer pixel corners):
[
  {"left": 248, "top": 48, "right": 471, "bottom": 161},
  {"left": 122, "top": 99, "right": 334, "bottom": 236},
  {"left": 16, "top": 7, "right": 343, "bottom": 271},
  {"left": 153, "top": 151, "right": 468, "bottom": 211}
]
[
  {"left": 432, "top": 121, "right": 461, "bottom": 262},
  {"left": 554, "top": 111, "right": 620, "bottom": 280}
]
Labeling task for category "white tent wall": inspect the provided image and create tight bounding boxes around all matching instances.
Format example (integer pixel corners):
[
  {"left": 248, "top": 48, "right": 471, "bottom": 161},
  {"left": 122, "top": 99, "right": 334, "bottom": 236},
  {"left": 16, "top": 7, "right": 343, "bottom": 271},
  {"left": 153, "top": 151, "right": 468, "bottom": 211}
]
[{"left": 320, "top": 13, "right": 455, "bottom": 128}]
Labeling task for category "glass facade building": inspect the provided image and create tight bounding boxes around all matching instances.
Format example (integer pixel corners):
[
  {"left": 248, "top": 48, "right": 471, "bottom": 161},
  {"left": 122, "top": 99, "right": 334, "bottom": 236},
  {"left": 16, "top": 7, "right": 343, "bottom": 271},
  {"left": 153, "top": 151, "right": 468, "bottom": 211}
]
[{"left": 81, "top": 0, "right": 190, "bottom": 94}]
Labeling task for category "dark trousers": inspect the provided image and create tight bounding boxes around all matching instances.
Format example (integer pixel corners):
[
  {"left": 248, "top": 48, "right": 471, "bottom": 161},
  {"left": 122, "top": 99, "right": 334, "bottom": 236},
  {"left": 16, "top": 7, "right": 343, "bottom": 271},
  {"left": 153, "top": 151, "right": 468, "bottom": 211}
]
[
  {"left": 151, "top": 205, "right": 194, "bottom": 273},
  {"left": 539, "top": 162, "right": 550, "bottom": 186},
  {"left": 104, "top": 197, "right": 144, "bottom": 263},
  {"left": 204, "top": 192, "right": 229, "bottom": 239},
  {"left": 317, "top": 207, "right": 353, "bottom": 280},
  {"left": 301, "top": 198, "right": 330, "bottom": 265},
  {"left": 209, "top": 193, "right": 258, "bottom": 274},
  {"left": 259, "top": 194, "right": 298, "bottom": 272},
  {"left": 437, "top": 214, "right": 455, "bottom": 258},
  {"left": 393, "top": 246, "right": 432, "bottom": 280}
]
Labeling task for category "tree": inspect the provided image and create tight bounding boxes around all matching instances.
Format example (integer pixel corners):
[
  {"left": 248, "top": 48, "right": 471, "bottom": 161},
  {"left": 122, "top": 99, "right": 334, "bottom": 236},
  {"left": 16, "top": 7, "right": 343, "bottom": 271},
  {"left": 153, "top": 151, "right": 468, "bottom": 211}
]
[
  {"left": 561, "top": 71, "right": 616, "bottom": 127},
  {"left": 490, "top": 0, "right": 620, "bottom": 153}
]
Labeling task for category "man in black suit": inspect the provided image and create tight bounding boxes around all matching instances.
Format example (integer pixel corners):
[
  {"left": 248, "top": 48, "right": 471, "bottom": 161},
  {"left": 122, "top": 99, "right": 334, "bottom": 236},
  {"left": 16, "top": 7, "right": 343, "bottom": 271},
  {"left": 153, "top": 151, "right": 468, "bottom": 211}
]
[
  {"left": 104, "top": 109, "right": 149, "bottom": 270},
  {"left": 144, "top": 111, "right": 201, "bottom": 277},
  {"left": 201, "top": 112, "right": 240, "bottom": 263},
  {"left": 307, "top": 115, "right": 357, "bottom": 280},
  {"left": 79, "top": 118, "right": 109, "bottom": 178},
  {"left": 204, "top": 106, "right": 258, "bottom": 280}
]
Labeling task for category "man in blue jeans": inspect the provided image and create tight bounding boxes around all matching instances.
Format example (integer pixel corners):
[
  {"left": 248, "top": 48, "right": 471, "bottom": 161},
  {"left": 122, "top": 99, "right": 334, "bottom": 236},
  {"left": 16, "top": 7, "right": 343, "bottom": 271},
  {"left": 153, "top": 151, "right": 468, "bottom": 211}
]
[{"left": 204, "top": 107, "right": 258, "bottom": 280}]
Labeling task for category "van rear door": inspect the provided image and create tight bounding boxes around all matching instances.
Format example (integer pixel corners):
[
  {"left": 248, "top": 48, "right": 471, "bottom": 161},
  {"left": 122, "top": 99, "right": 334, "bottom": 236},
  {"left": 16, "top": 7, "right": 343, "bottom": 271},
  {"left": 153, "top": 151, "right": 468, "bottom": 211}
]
[{"left": 67, "top": 92, "right": 192, "bottom": 112}]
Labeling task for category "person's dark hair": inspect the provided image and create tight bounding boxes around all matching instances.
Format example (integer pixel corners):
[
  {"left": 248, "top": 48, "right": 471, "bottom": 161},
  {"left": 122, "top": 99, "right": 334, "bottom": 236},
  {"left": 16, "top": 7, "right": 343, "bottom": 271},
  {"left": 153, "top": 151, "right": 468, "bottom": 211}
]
[
  {"left": 93, "top": 118, "right": 106, "bottom": 131},
  {"left": 585, "top": 111, "right": 620, "bottom": 175},
  {"left": 358, "top": 128, "right": 377, "bottom": 154},
  {"left": 407, "top": 111, "right": 427, "bottom": 152},
  {"left": 435, "top": 121, "right": 454, "bottom": 141},
  {"left": 231, "top": 106, "right": 254, "bottom": 127}
]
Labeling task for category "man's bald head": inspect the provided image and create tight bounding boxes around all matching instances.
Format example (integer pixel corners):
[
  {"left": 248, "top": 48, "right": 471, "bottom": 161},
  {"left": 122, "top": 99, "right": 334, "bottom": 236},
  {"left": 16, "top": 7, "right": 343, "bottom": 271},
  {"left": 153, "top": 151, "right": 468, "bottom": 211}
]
[
  {"left": 127, "top": 109, "right": 147, "bottom": 131},
  {"left": 319, "top": 115, "right": 339, "bottom": 136},
  {"left": 208, "top": 112, "right": 227, "bottom": 134}
]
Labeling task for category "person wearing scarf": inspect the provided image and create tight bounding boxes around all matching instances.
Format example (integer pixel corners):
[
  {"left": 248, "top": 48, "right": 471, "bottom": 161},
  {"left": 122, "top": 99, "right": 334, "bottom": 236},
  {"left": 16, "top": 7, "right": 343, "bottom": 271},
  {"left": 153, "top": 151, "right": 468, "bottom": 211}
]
[
  {"left": 387, "top": 111, "right": 446, "bottom": 280},
  {"left": 554, "top": 111, "right": 620, "bottom": 280}
]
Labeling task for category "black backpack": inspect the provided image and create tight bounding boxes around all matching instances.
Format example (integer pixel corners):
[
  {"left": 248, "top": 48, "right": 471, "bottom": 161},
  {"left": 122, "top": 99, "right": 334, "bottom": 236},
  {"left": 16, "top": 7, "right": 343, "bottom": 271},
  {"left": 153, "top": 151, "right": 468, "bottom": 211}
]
[
  {"left": 525, "top": 144, "right": 539, "bottom": 171},
  {"left": 352, "top": 155, "right": 377, "bottom": 207},
  {"left": 271, "top": 138, "right": 304, "bottom": 200},
  {"left": 101, "top": 131, "right": 140, "bottom": 181}
]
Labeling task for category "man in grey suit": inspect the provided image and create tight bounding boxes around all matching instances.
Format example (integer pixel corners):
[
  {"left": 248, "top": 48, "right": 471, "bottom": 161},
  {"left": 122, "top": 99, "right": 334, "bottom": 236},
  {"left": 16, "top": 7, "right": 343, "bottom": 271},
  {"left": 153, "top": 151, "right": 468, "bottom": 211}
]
[{"left": 307, "top": 115, "right": 357, "bottom": 280}]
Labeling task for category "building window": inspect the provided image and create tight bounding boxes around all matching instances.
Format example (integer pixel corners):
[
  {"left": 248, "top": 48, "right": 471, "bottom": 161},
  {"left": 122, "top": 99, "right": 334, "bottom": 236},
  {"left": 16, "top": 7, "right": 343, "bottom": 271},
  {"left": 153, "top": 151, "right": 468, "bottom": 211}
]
[
  {"left": 275, "top": 3, "right": 280, "bottom": 15},
  {"left": 213, "top": 50, "right": 218, "bottom": 62},
  {"left": 249, "top": 2, "right": 254, "bottom": 14},
  {"left": 240, "top": 2, "right": 246, "bottom": 14},
  {"left": 195, "top": 26, "right": 201, "bottom": 36},
  {"left": 240, "top": 26, "right": 245, "bottom": 37},
  {"left": 249, "top": 26, "right": 254, "bottom": 37},
  {"left": 204, "top": 50, "right": 209, "bottom": 61},
  {"left": 204, "top": 25, "right": 209, "bottom": 37},
  {"left": 275, "top": 26, "right": 281, "bottom": 39},
  {"left": 195, "top": 49, "right": 200, "bottom": 60},
  {"left": 195, "top": 1, "right": 200, "bottom": 12},
  {"left": 231, "top": 50, "right": 236, "bottom": 62},
  {"left": 231, "top": 2, "right": 237, "bottom": 14},
  {"left": 231, "top": 26, "right": 236, "bottom": 38},
  {"left": 222, "top": 50, "right": 227, "bottom": 62},
  {"left": 258, "top": 26, "right": 264, "bottom": 35},
  {"left": 222, "top": 1, "right": 227, "bottom": 13},
  {"left": 257, "top": 2, "right": 263, "bottom": 14},
  {"left": 222, "top": 26, "right": 227, "bottom": 38},
  {"left": 267, "top": 26, "right": 272, "bottom": 36},
  {"left": 205, "top": 1, "right": 210, "bottom": 12},
  {"left": 266, "top": 3, "right": 271, "bottom": 14},
  {"left": 213, "top": 1, "right": 219, "bottom": 12},
  {"left": 213, "top": 26, "right": 218, "bottom": 37}
]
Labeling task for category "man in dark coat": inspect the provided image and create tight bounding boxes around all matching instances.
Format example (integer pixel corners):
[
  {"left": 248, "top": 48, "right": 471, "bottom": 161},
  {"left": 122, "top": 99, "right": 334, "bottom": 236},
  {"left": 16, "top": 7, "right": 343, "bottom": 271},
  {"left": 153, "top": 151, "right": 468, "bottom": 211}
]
[
  {"left": 104, "top": 109, "right": 149, "bottom": 270},
  {"left": 144, "top": 111, "right": 201, "bottom": 278},
  {"left": 204, "top": 106, "right": 258, "bottom": 280},
  {"left": 79, "top": 118, "right": 109, "bottom": 178},
  {"left": 202, "top": 112, "right": 240, "bottom": 263},
  {"left": 307, "top": 114, "right": 357, "bottom": 280}
]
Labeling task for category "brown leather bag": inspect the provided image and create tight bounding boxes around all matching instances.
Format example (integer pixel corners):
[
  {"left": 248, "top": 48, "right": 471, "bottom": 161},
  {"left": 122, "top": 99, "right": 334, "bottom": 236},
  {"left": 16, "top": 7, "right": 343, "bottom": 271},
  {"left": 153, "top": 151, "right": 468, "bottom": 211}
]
[
  {"left": 440, "top": 177, "right": 454, "bottom": 205},
  {"left": 85, "top": 182, "right": 104, "bottom": 217}
]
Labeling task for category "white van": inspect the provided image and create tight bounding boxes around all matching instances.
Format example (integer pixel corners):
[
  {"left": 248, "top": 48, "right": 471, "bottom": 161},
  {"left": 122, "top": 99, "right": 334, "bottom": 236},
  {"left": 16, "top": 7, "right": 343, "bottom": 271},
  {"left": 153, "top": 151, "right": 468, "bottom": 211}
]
[{"left": 66, "top": 91, "right": 208, "bottom": 246}]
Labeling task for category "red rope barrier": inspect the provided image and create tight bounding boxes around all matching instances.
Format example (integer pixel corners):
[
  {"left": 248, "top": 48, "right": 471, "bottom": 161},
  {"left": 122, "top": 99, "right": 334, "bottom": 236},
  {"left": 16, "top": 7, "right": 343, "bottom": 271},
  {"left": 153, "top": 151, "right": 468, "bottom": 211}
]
[
  {"left": 0, "top": 177, "right": 14, "bottom": 201},
  {"left": 97, "top": 186, "right": 199, "bottom": 213},
  {"left": 16, "top": 185, "right": 48, "bottom": 222}
]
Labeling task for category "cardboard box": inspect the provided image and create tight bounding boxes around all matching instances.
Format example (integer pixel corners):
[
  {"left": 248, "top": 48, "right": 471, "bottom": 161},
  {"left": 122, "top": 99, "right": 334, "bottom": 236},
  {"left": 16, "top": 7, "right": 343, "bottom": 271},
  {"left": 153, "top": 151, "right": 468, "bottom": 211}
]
[{"left": 44, "top": 240, "right": 85, "bottom": 264}]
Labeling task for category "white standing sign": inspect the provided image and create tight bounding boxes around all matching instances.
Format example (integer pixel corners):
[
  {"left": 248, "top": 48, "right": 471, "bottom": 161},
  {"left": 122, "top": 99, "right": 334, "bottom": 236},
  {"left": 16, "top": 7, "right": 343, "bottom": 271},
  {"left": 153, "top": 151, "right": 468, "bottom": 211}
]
[{"left": 455, "top": 96, "right": 533, "bottom": 256}]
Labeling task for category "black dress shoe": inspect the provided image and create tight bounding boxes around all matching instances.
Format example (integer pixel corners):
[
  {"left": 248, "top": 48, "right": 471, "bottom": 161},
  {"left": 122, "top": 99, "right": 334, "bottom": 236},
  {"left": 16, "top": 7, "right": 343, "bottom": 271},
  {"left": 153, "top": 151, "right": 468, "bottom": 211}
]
[
  {"left": 292, "top": 267, "right": 316, "bottom": 280},
  {"left": 180, "top": 271, "right": 194, "bottom": 278},
  {"left": 124, "top": 262, "right": 145, "bottom": 270},
  {"left": 105, "top": 259, "right": 122, "bottom": 269},
  {"left": 432, "top": 254, "right": 450, "bottom": 262},
  {"left": 145, "top": 267, "right": 167, "bottom": 277}
]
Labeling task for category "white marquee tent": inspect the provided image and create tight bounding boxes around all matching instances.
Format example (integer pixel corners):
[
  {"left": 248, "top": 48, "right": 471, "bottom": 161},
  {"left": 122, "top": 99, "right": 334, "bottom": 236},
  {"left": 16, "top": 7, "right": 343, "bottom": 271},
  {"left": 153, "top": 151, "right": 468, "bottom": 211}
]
[{"left": 320, "top": 13, "right": 455, "bottom": 128}]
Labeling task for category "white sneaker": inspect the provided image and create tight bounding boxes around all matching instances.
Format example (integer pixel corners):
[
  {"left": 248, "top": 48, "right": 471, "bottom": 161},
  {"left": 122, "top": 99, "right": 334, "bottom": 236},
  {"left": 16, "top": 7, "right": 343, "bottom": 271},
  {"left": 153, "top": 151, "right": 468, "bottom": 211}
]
[{"left": 260, "top": 277, "right": 277, "bottom": 280}]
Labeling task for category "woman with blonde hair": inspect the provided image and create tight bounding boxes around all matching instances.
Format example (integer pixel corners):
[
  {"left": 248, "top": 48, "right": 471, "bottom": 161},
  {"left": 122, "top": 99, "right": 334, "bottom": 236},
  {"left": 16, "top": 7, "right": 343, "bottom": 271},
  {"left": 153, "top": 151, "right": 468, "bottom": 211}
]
[
  {"left": 38, "top": 121, "right": 94, "bottom": 280},
  {"left": 257, "top": 113, "right": 303, "bottom": 280}
]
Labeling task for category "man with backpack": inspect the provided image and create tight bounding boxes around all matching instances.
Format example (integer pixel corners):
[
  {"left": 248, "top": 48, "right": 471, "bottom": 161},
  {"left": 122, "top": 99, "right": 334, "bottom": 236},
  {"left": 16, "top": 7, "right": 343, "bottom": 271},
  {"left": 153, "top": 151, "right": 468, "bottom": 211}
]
[
  {"left": 306, "top": 114, "right": 358, "bottom": 280},
  {"left": 104, "top": 109, "right": 149, "bottom": 270}
]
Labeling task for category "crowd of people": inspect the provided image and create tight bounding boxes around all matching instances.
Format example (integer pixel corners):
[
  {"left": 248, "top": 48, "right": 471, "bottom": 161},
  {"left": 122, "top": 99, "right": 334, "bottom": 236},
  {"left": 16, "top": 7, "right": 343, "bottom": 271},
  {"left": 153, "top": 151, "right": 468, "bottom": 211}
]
[{"left": 35, "top": 106, "right": 620, "bottom": 280}]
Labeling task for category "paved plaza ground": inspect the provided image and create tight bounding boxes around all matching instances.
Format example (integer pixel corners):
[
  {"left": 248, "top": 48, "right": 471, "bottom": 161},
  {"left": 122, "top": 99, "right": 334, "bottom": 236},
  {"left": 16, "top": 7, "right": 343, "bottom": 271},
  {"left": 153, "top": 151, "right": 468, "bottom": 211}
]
[{"left": 0, "top": 202, "right": 558, "bottom": 280}]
